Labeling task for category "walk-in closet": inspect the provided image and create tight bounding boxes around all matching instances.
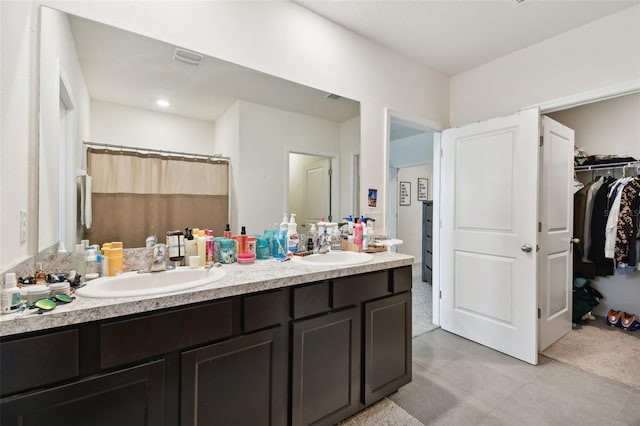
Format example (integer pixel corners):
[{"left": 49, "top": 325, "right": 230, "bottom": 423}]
[{"left": 542, "top": 92, "right": 640, "bottom": 388}]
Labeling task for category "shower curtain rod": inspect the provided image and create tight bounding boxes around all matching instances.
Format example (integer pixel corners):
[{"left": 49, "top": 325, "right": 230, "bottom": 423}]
[{"left": 83, "top": 141, "right": 230, "bottom": 161}]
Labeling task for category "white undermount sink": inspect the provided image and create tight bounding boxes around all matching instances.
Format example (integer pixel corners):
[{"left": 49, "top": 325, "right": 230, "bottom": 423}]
[
  {"left": 292, "top": 251, "right": 373, "bottom": 266},
  {"left": 75, "top": 266, "right": 227, "bottom": 299}
]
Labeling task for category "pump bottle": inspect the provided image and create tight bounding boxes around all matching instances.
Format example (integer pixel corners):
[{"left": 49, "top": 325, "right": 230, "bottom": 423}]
[
  {"left": 287, "top": 214, "right": 299, "bottom": 253},
  {"left": 1, "top": 273, "right": 21, "bottom": 314}
]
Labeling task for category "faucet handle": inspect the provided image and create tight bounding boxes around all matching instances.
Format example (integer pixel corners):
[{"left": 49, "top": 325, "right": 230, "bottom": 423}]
[
  {"left": 154, "top": 243, "right": 166, "bottom": 258},
  {"left": 146, "top": 235, "right": 158, "bottom": 247}
]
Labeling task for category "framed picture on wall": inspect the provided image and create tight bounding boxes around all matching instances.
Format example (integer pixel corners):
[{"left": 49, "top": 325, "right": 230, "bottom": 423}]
[
  {"left": 400, "top": 181, "right": 411, "bottom": 206},
  {"left": 418, "top": 178, "right": 429, "bottom": 201}
]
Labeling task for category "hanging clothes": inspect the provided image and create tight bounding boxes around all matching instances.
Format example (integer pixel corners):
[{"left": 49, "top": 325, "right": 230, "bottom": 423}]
[
  {"left": 582, "top": 176, "right": 605, "bottom": 262},
  {"left": 604, "top": 177, "right": 633, "bottom": 259},
  {"left": 614, "top": 177, "right": 640, "bottom": 273}
]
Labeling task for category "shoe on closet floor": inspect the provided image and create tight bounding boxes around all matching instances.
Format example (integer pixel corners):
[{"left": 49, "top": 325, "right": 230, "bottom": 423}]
[
  {"left": 621, "top": 312, "right": 640, "bottom": 331},
  {"left": 607, "top": 309, "right": 622, "bottom": 328}
]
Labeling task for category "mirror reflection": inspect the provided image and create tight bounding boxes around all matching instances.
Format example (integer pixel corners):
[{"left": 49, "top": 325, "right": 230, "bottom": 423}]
[{"left": 38, "top": 7, "right": 360, "bottom": 251}]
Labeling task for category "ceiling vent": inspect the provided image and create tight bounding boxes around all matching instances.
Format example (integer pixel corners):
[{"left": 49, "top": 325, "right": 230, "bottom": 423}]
[
  {"left": 325, "top": 93, "right": 342, "bottom": 100},
  {"left": 173, "top": 48, "right": 204, "bottom": 66}
]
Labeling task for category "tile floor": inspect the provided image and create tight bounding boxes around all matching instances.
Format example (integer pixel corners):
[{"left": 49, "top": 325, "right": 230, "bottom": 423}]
[{"left": 394, "top": 264, "right": 640, "bottom": 425}]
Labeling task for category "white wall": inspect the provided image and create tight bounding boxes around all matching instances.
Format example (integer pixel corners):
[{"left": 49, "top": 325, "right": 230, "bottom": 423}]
[
  {"left": 212, "top": 101, "right": 240, "bottom": 234},
  {"left": 235, "top": 101, "right": 341, "bottom": 234},
  {"left": 42, "top": 0, "right": 450, "bottom": 236},
  {"left": 549, "top": 94, "right": 640, "bottom": 317},
  {"left": 548, "top": 93, "right": 640, "bottom": 158},
  {"left": 38, "top": 7, "right": 91, "bottom": 253},
  {"left": 339, "top": 116, "right": 360, "bottom": 221},
  {"left": 397, "top": 164, "right": 433, "bottom": 263},
  {"left": 450, "top": 5, "right": 640, "bottom": 126},
  {"left": 0, "top": 1, "right": 39, "bottom": 270},
  {"left": 91, "top": 100, "right": 217, "bottom": 155}
]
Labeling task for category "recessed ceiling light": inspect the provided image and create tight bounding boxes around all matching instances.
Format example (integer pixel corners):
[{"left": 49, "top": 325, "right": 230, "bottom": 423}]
[{"left": 156, "top": 99, "right": 170, "bottom": 108}]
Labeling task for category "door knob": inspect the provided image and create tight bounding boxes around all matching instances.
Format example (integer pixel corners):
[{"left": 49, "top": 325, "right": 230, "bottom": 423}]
[
  {"left": 521, "top": 244, "right": 533, "bottom": 253},
  {"left": 571, "top": 238, "right": 580, "bottom": 244}
]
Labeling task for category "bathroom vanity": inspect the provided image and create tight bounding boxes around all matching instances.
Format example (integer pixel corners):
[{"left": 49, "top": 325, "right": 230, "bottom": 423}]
[{"left": 0, "top": 252, "right": 413, "bottom": 426}]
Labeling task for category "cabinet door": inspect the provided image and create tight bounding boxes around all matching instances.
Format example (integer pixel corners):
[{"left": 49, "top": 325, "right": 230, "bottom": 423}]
[
  {"left": 0, "top": 360, "right": 165, "bottom": 426},
  {"left": 291, "top": 307, "right": 360, "bottom": 426},
  {"left": 364, "top": 292, "right": 412, "bottom": 405},
  {"left": 181, "top": 327, "right": 286, "bottom": 426}
]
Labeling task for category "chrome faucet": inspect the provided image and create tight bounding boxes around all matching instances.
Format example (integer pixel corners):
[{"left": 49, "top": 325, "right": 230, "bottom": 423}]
[
  {"left": 149, "top": 243, "right": 168, "bottom": 272},
  {"left": 317, "top": 231, "right": 331, "bottom": 254}
]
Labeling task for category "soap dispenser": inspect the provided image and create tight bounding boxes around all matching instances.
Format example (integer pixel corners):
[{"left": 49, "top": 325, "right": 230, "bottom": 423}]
[{"left": 287, "top": 214, "right": 299, "bottom": 253}]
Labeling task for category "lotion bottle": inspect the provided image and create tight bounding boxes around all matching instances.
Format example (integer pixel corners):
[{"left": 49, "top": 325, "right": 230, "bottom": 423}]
[
  {"left": 1, "top": 273, "right": 21, "bottom": 314},
  {"left": 197, "top": 229, "right": 207, "bottom": 266},
  {"left": 287, "top": 214, "right": 299, "bottom": 253}
]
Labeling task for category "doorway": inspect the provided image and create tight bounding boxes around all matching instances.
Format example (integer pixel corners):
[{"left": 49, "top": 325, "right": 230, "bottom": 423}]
[
  {"left": 288, "top": 152, "right": 337, "bottom": 236},
  {"left": 386, "top": 111, "right": 443, "bottom": 335}
]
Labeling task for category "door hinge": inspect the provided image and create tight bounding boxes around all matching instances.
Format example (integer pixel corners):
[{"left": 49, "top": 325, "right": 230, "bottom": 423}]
[
  {"left": 538, "top": 222, "right": 541, "bottom": 233},
  {"left": 439, "top": 290, "right": 442, "bottom": 299},
  {"left": 439, "top": 219, "right": 442, "bottom": 228},
  {"left": 328, "top": 167, "right": 333, "bottom": 176},
  {"left": 538, "top": 308, "right": 541, "bottom": 319},
  {"left": 440, "top": 148, "right": 443, "bottom": 158},
  {"left": 539, "top": 136, "right": 544, "bottom": 147}
]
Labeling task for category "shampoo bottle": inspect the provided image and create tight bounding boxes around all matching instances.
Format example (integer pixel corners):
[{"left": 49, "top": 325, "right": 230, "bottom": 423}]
[
  {"left": 238, "top": 226, "right": 247, "bottom": 255},
  {"left": 1, "top": 273, "right": 21, "bottom": 314},
  {"left": 287, "top": 214, "right": 299, "bottom": 253}
]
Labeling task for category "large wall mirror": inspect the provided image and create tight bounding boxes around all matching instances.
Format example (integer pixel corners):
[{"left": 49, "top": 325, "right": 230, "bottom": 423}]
[{"left": 38, "top": 6, "right": 360, "bottom": 251}]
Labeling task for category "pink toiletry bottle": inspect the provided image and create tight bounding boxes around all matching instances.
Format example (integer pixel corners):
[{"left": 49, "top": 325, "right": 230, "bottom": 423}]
[{"left": 354, "top": 219, "right": 363, "bottom": 248}]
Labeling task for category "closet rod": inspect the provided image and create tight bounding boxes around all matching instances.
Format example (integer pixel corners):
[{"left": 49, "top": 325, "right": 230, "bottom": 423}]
[
  {"left": 83, "top": 141, "right": 230, "bottom": 161},
  {"left": 574, "top": 160, "right": 639, "bottom": 172}
]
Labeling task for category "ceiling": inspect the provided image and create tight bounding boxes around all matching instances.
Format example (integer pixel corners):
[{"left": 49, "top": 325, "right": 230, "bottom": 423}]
[
  {"left": 68, "top": 14, "right": 359, "bottom": 123},
  {"left": 296, "top": 0, "right": 639, "bottom": 76}
]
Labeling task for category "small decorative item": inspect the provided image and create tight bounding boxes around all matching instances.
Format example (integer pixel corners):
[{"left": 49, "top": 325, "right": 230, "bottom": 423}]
[
  {"left": 400, "top": 181, "right": 411, "bottom": 206},
  {"left": 418, "top": 178, "right": 429, "bottom": 201},
  {"left": 368, "top": 188, "right": 378, "bottom": 207}
]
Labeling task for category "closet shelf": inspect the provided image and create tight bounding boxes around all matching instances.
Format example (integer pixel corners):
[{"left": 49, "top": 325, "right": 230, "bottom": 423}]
[{"left": 574, "top": 160, "right": 640, "bottom": 172}]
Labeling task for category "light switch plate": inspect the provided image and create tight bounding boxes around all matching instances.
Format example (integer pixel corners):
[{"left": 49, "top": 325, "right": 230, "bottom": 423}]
[{"left": 20, "top": 209, "right": 27, "bottom": 243}]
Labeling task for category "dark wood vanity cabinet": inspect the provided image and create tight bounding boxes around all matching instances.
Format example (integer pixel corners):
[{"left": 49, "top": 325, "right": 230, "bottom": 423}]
[
  {"left": 1, "top": 360, "right": 165, "bottom": 426},
  {"left": 291, "top": 307, "right": 361, "bottom": 426},
  {"left": 0, "top": 266, "right": 412, "bottom": 426},
  {"left": 290, "top": 266, "right": 412, "bottom": 426},
  {"left": 181, "top": 326, "right": 287, "bottom": 426}
]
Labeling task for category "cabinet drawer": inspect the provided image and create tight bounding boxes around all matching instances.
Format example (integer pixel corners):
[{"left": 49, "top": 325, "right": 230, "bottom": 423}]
[
  {"left": 424, "top": 251, "right": 433, "bottom": 268},
  {"left": 1, "top": 329, "right": 79, "bottom": 396},
  {"left": 292, "top": 281, "right": 331, "bottom": 319},
  {"left": 332, "top": 271, "right": 390, "bottom": 308},
  {"left": 422, "top": 265, "right": 432, "bottom": 283},
  {"left": 101, "top": 300, "right": 233, "bottom": 369},
  {"left": 243, "top": 290, "right": 285, "bottom": 332},
  {"left": 391, "top": 266, "right": 412, "bottom": 293}
]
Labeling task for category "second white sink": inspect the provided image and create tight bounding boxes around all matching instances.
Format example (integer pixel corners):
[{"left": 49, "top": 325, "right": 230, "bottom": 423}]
[
  {"left": 75, "top": 266, "right": 227, "bottom": 299},
  {"left": 292, "top": 251, "right": 373, "bottom": 266}
]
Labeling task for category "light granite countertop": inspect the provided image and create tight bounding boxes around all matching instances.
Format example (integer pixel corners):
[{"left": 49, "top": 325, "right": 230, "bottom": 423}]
[{"left": 0, "top": 252, "right": 413, "bottom": 338}]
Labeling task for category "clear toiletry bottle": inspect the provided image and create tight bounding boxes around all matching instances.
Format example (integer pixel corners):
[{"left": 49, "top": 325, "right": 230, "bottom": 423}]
[{"left": 184, "top": 228, "right": 197, "bottom": 258}]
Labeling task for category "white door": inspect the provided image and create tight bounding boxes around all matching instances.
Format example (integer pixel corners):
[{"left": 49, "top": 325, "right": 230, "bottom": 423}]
[
  {"left": 538, "top": 116, "right": 574, "bottom": 351},
  {"left": 304, "top": 158, "right": 330, "bottom": 225},
  {"left": 440, "top": 108, "right": 540, "bottom": 365}
]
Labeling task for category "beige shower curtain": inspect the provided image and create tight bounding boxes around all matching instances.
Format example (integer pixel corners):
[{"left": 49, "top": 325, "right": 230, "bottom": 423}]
[{"left": 86, "top": 148, "right": 229, "bottom": 248}]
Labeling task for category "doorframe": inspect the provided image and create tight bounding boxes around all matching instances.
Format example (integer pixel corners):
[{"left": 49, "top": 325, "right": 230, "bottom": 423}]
[
  {"left": 384, "top": 109, "right": 444, "bottom": 325},
  {"left": 284, "top": 147, "right": 340, "bottom": 224},
  {"left": 524, "top": 79, "right": 640, "bottom": 114}
]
